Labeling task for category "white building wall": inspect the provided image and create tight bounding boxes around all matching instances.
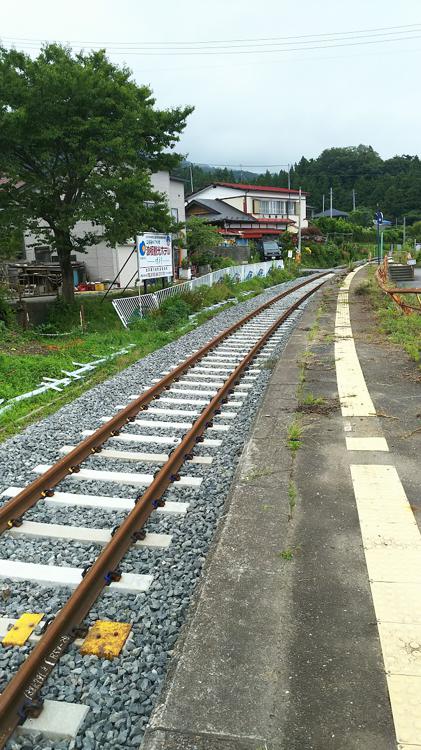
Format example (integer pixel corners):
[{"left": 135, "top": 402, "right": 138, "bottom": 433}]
[
  {"left": 24, "top": 171, "right": 185, "bottom": 286},
  {"left": 169, "top": 179, "right": 186, "bottom": 224}
]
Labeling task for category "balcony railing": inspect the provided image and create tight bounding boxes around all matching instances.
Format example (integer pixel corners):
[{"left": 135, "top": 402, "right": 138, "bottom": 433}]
[{"left": 251, "top": 212, "right": 296, "bottom": 219}]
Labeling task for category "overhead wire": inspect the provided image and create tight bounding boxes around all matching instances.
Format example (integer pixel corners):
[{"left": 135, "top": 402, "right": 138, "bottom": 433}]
[
  {"left": 1, "top": 23, "right": 421, "bottom": 56},
  {"left": 1, "top": 21, "right": 421, "bottom": 48}
]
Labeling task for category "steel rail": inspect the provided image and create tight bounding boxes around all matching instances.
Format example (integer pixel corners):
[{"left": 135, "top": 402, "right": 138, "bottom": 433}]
[
  {"left": 0, "top": 276, "right": 329, "bottom": 746},
  {"left": 0, "top": 272, "right": 330, "bottom": 535}
]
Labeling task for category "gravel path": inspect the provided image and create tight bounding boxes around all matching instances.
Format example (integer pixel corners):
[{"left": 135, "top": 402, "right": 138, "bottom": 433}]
[{"left": 0, "top": 274, "right": 327, "bottom": 750}]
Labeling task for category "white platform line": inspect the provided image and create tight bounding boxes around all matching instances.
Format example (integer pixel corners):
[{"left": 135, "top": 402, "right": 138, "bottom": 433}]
[
  {"left": 32, "top": 465, "right": 202, "bottom": 488},
  {"left": 2, "top": 487, "right": 189, "bottom": 515},
  {"left": 0, "top": 559, "right": 153, "bottom": 593}
]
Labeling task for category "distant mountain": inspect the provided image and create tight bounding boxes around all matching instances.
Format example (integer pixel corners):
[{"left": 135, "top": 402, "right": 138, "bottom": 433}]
[{"left": 180, "top": 160, "right": 259, "bottom": 182}]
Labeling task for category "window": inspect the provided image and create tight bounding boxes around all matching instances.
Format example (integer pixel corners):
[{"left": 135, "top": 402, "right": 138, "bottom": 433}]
[
  {"left": 171, "top": 208, "right": 179, "bottom": 222},
  {"left": 287, "top": 201, "right": 297, "bottom": 214},
  {"left": 259, "top": 199, "right": 287, "bottom": 215},
  {"left": 34, "top": 246, "right": 51, "bottom": 263}
]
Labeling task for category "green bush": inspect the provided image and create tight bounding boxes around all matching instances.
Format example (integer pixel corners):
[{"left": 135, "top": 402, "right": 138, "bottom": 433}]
[
  {"left": 156, "top": 296, "right": 191, "bottom": 330},
  {"left": 0, "top": 284, "right": 14, "bottom": 328}
]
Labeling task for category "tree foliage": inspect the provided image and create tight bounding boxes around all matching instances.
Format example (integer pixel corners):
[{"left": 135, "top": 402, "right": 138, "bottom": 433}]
[
  {"left": 0, "top": 44, "right": 193, "bottom": 301},
  {"left": 186, "top": 217, "right": 221, "bottom": 256}
]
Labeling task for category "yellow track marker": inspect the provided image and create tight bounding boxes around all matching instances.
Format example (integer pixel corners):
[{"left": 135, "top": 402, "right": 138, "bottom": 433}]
[
  {"left": 80, "top": 620, "right": 132, "bottom": 659},
  {"left": 2, "top": 613, "right": 44, "bottom": 646}
]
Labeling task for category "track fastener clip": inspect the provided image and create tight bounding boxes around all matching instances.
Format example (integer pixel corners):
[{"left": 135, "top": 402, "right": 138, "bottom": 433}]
[
  {"left": 18, "top": 698, "right": 44, "bottom": 722},
  {"left": 7, "top": 518, "right": 23, "bottom": 529},
  {"left": 104, "top": 569, "right": 122, "bottom": 585}
]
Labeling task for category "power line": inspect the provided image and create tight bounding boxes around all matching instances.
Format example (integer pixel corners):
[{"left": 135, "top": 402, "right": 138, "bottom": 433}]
[
  {"left": 5, "top": 32, "right": 421, "bottom": 57},
  {"left": 1, "top": 22, "right": 420, "bottom": 48},
  {"left": 189, "top": 162, "right": 290, "bottom": 168}
]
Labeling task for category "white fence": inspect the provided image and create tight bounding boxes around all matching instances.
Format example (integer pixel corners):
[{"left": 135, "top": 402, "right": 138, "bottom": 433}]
[{"left": 112, "top": 259, "right": 285, "bottom": 327}]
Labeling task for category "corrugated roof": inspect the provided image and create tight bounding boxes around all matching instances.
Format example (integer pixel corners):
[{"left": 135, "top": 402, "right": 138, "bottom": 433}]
[{"left": 187, "top": 198, "right": 256, "bottom": 222}]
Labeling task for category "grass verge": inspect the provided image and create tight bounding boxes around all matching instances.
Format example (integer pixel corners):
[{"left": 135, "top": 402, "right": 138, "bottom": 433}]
[
  {"left": 362, "top": 270, "right": 421, "bottom": 364},
  {"left": 0, "top": 266, "right": 301, "bottom": 441}
]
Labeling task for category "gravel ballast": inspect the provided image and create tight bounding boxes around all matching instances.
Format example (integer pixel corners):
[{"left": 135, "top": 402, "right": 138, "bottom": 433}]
[{"left": 0, "top": 274, "right": 328, "bottom": 750}]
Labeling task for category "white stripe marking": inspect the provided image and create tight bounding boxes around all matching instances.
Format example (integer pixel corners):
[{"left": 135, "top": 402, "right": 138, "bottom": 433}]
[{"left": 345, "top": 437, "right": 389, "bottom": 451}]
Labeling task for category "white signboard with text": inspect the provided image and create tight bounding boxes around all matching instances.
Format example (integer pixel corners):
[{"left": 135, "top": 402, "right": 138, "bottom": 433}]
[{"left": 136, "top": 233, "right": 173, "bottom": 281}]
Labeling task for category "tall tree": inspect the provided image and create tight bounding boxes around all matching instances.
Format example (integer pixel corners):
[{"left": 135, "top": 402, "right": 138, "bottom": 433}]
[{"left": 0, "top": 45, "right": 193, "bottom": 301}]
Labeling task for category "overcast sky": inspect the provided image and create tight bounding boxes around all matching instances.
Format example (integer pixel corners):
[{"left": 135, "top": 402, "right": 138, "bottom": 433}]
[{"left": 1, "top": 0, "right": 421, "bottom": 171}]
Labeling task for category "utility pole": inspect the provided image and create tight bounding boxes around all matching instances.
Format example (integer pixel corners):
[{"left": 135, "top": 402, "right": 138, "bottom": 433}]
[
  {"left": 329, "top": 187, "right": 333, "bottom": 218},
  {"left": 322, "top": 194, "right": 325, "bottom": 213},
  {"left": 189, "top": 164, "right": 194, "bottom": 194},
  {"left": 287, "top": 164, "right": 291, "bottom": 190},
  {"left": 403, "top": 216, "right": 406, "bottom": 246},
  {"left": 375, "top": 208, "right": 383, "bottom": 263},
  {"left": 298, "top": 187, "right": 302, "bottom": 254},
  {"left": 352, "top": 189, "right": 356, "bottom": 211}
]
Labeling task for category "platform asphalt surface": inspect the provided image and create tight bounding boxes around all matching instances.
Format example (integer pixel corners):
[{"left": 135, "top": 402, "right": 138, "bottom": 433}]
[{"left": 142, "top": 268, "right": 420, "bottom": 750}]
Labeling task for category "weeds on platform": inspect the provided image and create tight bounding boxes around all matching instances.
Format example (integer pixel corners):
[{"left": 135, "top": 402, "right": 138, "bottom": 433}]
[
  {"left": 299, "top": 391, "right": 326, "bottom": 407},
  {"left": 278, "top": 545, "right": 301, "bottom": 560},
  {"left": 354, "top": 279, "right": 371, "bottom": 296},
  {"left": 279, "top": 549, "right": 294, "bottom": 561},
  {"left": 287, "top": 420, "right": 302, "bottom": 451},
  {"left": 244, "top": 466, "right": 274, "bottom": 484}
]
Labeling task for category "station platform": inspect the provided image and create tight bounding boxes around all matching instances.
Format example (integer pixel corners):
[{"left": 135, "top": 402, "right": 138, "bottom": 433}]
[{"left": 142, "top": 267, "right": 421, "bottom": 750}]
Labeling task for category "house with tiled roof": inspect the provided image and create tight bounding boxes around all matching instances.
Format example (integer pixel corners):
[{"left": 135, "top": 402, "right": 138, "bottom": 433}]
[{"left": 186, "top": 182, "right": 308, "bottom": 242}]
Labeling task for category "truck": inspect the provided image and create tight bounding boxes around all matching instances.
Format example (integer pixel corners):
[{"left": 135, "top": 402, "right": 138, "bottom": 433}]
[{"left": 257, "top": 239, "right": 282, "bottom": 261}]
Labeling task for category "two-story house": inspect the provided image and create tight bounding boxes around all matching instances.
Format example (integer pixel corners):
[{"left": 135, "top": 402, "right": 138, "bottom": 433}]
[{"left": 186, "top": 182, "right": 308, "bottom": 243}]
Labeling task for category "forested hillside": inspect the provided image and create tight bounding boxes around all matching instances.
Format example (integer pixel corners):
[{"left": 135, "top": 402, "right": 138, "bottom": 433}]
[{"left": 175, "top": 145, "right": 421, "bottom": 223}]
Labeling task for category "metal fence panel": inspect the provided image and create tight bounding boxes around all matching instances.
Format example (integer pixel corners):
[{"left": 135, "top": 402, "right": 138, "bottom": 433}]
[{"left": 111, "top": 259, "right": 285, "bottom": 327}]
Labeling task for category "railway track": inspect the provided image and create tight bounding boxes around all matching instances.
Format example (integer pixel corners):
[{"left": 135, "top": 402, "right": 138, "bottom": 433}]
[{"left": 0, "top": 271, "right": 332, "bottom": 749}]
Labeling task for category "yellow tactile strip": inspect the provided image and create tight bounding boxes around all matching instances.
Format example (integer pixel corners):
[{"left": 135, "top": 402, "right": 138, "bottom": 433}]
[
  {"left": 335, "top": 268, "right": 421, "bottom": 747},
  {"left": 335, "top": 337, "right": 377, "bottom": 416}
]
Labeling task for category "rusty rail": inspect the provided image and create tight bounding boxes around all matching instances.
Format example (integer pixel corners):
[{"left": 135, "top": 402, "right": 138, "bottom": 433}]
[
  {"left": 375, "top": 257, "right": 421, "bottom": 314},
  {"left": 0, "top": 272, "right": 330, "bottom": 535},
  {"left": 0, "top": 274, "right": 330, "bottom": 746}
]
